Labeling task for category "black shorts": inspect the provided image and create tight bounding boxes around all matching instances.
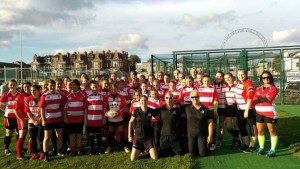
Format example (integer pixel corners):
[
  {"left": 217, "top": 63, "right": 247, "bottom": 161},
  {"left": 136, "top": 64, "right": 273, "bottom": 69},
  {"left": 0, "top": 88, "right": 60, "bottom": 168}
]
[
  {"left": 133, "top": 139, "right": 155, "bottom": 152},
  {"left": 68, "top": 123, "right": 84, "bottom": 134},
  {"left": 225, "top": 105, "right": 238, "bottom": 117},
  {"left": 4, "top": 117, "right": 17, "bottom": 129},
  {"left": 160, "top": 135, "right": 182, "bottom": 155},
  {"left": 86, "top": 126, "right": 104, "bottom": 134},
  {"left": 237, "top": 109, "right": 256, "bottom": 119},
  {"left": 107, "top": 120, "right": 123, "bottom": 127},
  {"left": 256, "top": 114, "right": 277, "bottom": 124},
  {"left": 44, "top": 122, "right": 63, "bottom": 131},
  {"left": 218, "top": 108, "right": 226, "bottom": 117}
]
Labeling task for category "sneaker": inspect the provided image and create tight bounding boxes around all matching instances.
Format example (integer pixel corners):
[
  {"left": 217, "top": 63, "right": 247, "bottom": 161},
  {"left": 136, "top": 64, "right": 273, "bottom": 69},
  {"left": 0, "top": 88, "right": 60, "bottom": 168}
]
[
  {"left": 4, "top": 149, "right": 12, "bottom": 156},
  {"left": 124, "top": 146, "right": 130, "bottom": 153},
  {"left": 89, "top": 149, "right": 95, "bottom": 155},
  {"left": 30, "top": 154, "right": 38, "bottom": 160},
  {"left": 257, "top": 148, "right": 265, "bottom": 155},
  {"left": 44, "top": 155, "right": 49, "bottom": 162},
  {"left": 243, "top": 146, "right": 255, "bottom": 153},
  {"left": 16, "top": 156, "right": 25, "bottom": 160},
  {"left": 78, "top": 150, "right": 84, "bottom": 156},
  {"left": 57, "top": 152, "right": 65, "bottom": 157},
  {"left": 266, "top": 150, "right": 276, "bottom": 158},
  {"left": 50, "top": 149, "right": 57, "bottom": 156},
  {"left": 208, "top": 143, "right": 216, "bottom": 151},
  {"left": 216, "top": 141, "right": 222, "bottom": 147},
  {"left": 69, "top": 151, "right": 76, "bottom": 157},
  {"left": 39, "top": 153, "right": 45, "bottom": 160},
  {"left": 104, "top": 147, "right": 111, "bottom": 154}
]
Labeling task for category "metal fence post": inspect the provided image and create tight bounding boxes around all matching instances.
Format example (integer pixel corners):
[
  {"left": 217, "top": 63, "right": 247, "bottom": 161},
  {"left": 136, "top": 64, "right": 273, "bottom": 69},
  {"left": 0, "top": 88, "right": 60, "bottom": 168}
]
[
  {"left": 151, "top": 55, "right": 154, "bottom": 75},
  {"left": 279, "top": 49, "right": 285, "bottom": 104},
  {"left": 206, "top": 52, "right": 210, "bottom": 75},
  {"left": 4, "top": 66, "right": 6, "bottom": 82}
]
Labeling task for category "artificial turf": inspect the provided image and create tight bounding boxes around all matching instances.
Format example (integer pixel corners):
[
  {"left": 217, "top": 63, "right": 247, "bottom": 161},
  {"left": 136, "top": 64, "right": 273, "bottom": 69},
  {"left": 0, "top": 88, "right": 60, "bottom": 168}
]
[{"left": 0, "top": 105, "right": 299, "bottom": 169}]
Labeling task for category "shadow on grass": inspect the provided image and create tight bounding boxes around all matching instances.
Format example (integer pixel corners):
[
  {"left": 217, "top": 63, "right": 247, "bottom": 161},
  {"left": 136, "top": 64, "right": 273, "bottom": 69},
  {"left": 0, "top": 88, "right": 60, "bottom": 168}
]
[{"left": 276, "top": 114, "right": 300, "bottom": 156}]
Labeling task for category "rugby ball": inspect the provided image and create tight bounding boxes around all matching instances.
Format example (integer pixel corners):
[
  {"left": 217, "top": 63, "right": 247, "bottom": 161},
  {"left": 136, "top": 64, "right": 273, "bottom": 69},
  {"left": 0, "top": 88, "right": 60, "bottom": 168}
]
[{"left": 106, "top": 110, "right": 119, "bottom": 118}]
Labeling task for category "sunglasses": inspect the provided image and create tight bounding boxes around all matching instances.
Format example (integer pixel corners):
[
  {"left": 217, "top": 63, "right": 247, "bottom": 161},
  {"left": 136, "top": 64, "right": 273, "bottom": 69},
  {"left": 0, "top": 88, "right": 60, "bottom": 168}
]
[
  {"left": 190, "top": 96, "right": 199, "bottom": 99},
  {"left": 262, "top": 76, "right": 270, "bottom": 80},
  {"left": 165, "top": 97, "right": 173, "bottom": 99}
]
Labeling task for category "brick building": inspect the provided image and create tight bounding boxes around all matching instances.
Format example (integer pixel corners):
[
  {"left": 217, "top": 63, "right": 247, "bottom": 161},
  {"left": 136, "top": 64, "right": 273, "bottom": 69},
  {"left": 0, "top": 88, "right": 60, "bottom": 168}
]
[{"left": 31, "top": 50, "right": 130, "bottom": 77}]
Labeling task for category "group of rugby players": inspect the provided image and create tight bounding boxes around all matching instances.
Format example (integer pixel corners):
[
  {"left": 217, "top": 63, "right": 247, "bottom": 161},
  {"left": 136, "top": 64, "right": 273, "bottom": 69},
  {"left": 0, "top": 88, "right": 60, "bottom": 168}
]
[{"left": 0, "top": 68, "right": 279, "bottom": 162}]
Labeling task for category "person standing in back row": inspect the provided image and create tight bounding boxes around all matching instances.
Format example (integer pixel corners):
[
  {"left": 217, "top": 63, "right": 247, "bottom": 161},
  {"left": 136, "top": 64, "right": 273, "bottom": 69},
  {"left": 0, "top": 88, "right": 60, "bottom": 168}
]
[
  {"left": 235, "top": 69, "right": 258, "bottom": 153},
  {"left": 254, "top": 71, "right": 278, "bottom": 158}
]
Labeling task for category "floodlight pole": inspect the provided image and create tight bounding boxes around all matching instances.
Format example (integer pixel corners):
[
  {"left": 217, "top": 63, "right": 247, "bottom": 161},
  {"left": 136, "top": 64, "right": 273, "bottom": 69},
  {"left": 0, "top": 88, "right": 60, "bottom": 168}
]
[{"left": 20, "top": 31, "right": 23, "bottom": 83}]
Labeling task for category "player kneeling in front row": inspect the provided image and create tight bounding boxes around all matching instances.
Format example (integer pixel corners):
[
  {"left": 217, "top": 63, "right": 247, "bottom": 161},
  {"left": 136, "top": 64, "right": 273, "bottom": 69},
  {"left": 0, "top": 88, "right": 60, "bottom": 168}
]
[{"left": 128, "top": 96, "right": 158, "bottom": 161}]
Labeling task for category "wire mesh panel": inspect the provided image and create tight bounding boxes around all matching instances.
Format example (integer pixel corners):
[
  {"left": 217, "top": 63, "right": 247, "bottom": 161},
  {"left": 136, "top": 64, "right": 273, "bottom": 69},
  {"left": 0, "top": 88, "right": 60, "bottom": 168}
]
[
  {"left": 152, "top": 45, "right": 300, "bottom": 104},
  {"left": 151, "top": 54, "right": 174, "bottom": 76}
]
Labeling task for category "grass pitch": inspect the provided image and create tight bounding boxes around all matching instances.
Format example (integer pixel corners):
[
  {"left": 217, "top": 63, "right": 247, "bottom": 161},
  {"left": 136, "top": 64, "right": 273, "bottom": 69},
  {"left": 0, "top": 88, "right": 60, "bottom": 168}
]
[{"left": 0, "top": 105, "right": 299, "bottom": 169}]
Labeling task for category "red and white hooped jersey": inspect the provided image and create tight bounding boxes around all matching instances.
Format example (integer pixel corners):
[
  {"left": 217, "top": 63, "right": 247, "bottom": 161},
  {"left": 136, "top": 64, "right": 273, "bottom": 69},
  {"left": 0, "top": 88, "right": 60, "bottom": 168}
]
[
  {"left": 39, "top": 92, "right": 65, "bottom": 124},
  {"left": 99, "top": 89, "right": 110, "bottom": 100},
  {"left": 0, "top": 91, "right": 20, "bottom": 118},
  {"left": 169, "top": 89, "right": 180, "bottom": 101},
  {"left": 254, "top": 85, "right": 278, "bottom": 119},
  {"left": 119, "top": 89, "right": 131, "bottom": 101},
  {"left": 234, "top": 79, "right": 254, "bottom": 110},
  {"left": 224, "top": 84, "right": 236, "bottom": 105},
  {"left": 25, "top": 95, "right": 42, "bottom": 124},
  {"left": 129, "top": 100, "right": 141, "bottom": 115},
  {"left": 198, "top": 85, "right": 219, "bottom": 110},
  {"left": 147, "top": 85, "right": 154, "bottom": 91},
  {"left": 107, "top": 94, "right": 126, "bottom": 122},
  {"left": 214, "top": 83, "right": 227, "bottom": 108},
  {"left": 86, "top": 93, "right": 107, "bottom": 127},
  {"left": 153, "top": 89, "right": 165, "bottom": 100},
  {"left": 147, "top": 97, "right": 164, "bottom": 122},
  {"left": 126, "top": 86, "right": 136, "bottom": 99},
  {"left": 15, "top": 93, "right": 31, "bottom": 118},
  {"left": 194, "top": 83, "right": 202, "bottom": 90},
  {"left": 176, "top": 83, "right": 185, "bottom": 90},
  {"left": 179, "top": 87, "right": 195, "bottom": 105},
  {"left": 65, "top": 91, "right": 87, "bottom": 123},
  {"left": 160, "top": 82, "right": 170, "bottom": 92}
]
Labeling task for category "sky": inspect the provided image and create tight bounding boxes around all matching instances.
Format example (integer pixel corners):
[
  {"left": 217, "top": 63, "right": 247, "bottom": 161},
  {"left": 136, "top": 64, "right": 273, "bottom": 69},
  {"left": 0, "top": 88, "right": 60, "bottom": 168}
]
[{"left": 0, "top": 0, "right": 300, "bottom": 63}]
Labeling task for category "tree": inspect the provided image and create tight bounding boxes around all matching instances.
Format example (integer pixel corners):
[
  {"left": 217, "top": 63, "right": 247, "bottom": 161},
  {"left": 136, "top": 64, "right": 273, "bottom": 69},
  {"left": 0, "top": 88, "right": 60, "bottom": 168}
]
[
  {"left": 272, "top": 54, "right": 281, "bottom": 73},
  {"left": 129, "top": 54, "right": 141, "bottom": 71}
]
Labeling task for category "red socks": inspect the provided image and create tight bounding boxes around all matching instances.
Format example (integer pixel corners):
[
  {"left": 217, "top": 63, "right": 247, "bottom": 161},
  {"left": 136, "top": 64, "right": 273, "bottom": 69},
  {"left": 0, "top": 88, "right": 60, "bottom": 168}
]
[{"left": 16, "top": 138, "right": 24, "bottom": 157}]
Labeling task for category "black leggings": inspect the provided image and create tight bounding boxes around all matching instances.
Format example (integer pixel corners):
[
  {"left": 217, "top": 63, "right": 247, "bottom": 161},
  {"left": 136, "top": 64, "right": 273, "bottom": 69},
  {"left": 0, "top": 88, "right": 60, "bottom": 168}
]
[
  {"left": 237, "top": 110, "right": 256, "bottom": 137},
  {"left": 28, "top": 123, "right": 44, "bottom": 154},
  {"left": 188, "top": 135, "right": 208, "bottom": 156}
]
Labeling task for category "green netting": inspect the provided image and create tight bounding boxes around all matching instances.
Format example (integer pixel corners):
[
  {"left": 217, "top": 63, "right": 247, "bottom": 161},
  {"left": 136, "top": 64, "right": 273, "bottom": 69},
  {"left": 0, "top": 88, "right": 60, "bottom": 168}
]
[{"left": 151, "top": 46, "right": 300, "bottom": 104}]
